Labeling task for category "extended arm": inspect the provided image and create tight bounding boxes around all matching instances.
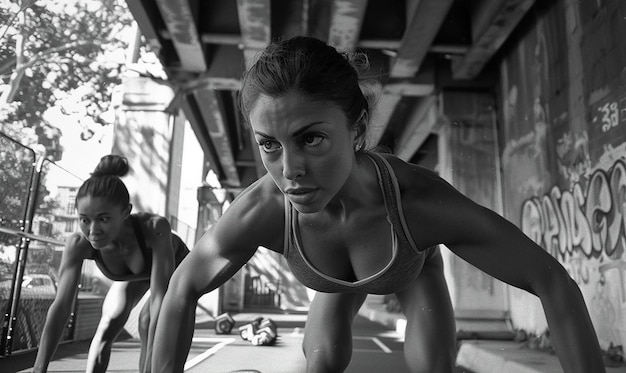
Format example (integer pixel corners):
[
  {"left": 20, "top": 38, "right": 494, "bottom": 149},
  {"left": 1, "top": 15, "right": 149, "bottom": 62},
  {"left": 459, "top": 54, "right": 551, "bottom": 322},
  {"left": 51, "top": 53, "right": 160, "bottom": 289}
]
[
  {"left": 33, "top": 235, "right": 84, "bottom": 373},
  {"left": 152, "top": 176, "right": 284, "bottom": 373},
  {"left": 152, "top": 231, "right": 256, "bottom": 372},
  {"left": 142, "top": 217, "right": 176, "bottom": 373},
  {"left": 417, "top": 180, "right": 605, "bottom": 373}
]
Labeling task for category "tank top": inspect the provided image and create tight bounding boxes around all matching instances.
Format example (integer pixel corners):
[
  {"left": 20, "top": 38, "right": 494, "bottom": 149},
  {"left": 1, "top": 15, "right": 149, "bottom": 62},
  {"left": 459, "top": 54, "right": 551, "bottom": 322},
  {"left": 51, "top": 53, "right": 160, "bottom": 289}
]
[
  {"left": 89, "top": 214, "right": 188, "bottom": 281},
  {"left": 283, "top": 152, "right": 428, "bottom": 294}
]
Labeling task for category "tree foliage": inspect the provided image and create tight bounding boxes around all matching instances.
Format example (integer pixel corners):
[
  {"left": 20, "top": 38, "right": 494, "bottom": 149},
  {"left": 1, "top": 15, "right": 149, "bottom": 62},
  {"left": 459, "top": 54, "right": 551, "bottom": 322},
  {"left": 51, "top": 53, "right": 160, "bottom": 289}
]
[
  {"left": 1, "top": 0, "right": 138, "bottom": 235},
  {"left": 0, "top": 133, "right": 35, "bottom": 228},
  {"left": 0, "top": 0, "right": 135, "bottom": 158}
]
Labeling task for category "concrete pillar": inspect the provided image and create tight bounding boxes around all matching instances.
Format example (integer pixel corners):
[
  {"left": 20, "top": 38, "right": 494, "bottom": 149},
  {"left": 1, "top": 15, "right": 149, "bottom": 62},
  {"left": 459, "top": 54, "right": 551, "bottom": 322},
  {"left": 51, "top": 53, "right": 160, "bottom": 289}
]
[
  {"left": 110, "top": 76, "right": 178, "bottom": 337},
  {"left": 111, "top": 76, "right": 176, "bottom": 215}
]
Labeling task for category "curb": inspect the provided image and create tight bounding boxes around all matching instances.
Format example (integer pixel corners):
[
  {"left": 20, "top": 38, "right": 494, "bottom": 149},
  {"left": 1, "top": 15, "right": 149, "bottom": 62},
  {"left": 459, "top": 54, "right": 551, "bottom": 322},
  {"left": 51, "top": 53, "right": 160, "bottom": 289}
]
[{"left": 456, "top": 342, "right": 543, "bottom": 373}]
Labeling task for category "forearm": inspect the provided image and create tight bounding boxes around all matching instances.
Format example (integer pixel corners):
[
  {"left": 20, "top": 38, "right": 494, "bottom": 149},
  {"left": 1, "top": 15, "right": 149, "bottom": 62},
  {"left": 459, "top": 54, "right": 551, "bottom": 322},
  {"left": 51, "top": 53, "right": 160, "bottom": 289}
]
[
  {"left": 143, "top": 296, "right": 164, "bottom": 373},
  {"left": 152, "top": 289, "right": 197, "bottom": 373},
  {"left": 540, "top": 274, "right": 605, "bottom": 373},
  {"left": 33, "top": 307, "right": 70, "bottom": 372}
]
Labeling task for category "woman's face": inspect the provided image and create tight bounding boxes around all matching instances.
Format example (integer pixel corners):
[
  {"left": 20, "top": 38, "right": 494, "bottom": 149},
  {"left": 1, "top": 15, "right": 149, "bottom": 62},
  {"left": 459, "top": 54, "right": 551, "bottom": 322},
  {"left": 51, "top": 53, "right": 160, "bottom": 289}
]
[
  {"left": 76, "top": 195, "right": 129, "bottom": 249},
  {"left": 249, "top": 91, "right": 357, "bottom": 214}
]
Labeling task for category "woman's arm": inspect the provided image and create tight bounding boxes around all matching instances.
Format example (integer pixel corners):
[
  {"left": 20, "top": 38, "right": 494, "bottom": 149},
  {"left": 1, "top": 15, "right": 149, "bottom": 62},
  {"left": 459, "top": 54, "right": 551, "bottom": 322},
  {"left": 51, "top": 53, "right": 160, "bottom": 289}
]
[
  {"left": 142, "top": 216, "right": 176, "bottom": 373},
  {"left": 152, "top": 176, "right": 285, "bottom": 373},
  {"left": 154, "top": 231, "right": 258, "bottom": 372},
  {"left": 33, "top": 234, "right": 85, "bottom": 373},
  {"left": 410, "top": 171, "right": 605, "bottom": 373}
]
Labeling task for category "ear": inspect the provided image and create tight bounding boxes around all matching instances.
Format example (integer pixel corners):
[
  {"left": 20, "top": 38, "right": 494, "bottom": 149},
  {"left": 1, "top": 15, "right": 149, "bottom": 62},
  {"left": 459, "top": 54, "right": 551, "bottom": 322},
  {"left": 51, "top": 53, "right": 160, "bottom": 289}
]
[
  {"left": 124, "top": 203, "right": 133, "bottom": 218},
  {"left": 352, "top": 110, "right": 368, "bottom": 142}
]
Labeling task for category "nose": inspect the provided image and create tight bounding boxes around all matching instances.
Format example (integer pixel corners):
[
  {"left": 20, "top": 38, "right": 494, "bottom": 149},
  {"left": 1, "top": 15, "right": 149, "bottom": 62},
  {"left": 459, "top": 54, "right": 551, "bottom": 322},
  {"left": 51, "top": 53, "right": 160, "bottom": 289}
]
[
  {"left": 89, "top": 221, "right": 101, "bottom": 234},
  {"left": 282, "top": 146, "right": 305, "bottom": 180}
]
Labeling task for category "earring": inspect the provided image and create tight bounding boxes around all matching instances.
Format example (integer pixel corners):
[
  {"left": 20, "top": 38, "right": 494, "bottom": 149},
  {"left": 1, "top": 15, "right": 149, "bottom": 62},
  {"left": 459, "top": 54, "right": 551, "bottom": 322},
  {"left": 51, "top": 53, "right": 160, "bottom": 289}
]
[{"left": 354, "top": 142, "right": 362, "bottom": 152}]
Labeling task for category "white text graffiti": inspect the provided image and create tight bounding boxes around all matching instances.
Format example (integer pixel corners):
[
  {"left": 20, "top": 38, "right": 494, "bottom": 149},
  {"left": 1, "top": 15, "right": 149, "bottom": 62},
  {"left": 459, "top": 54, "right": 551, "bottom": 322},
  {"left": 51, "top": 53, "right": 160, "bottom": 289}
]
[{"left": 521, "top": 160, "right": 626, "bottom": 261}]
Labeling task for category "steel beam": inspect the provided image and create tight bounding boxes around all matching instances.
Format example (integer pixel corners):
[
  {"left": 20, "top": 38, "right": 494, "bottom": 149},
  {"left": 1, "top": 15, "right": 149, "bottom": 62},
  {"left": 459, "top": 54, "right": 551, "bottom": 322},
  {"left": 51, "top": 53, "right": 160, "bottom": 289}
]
[
  {"left": 154, "top": 0, "right": 207, "bottom": 72},
  {"left": 452, "top": 0, "right": 536, "bottom": 79}
]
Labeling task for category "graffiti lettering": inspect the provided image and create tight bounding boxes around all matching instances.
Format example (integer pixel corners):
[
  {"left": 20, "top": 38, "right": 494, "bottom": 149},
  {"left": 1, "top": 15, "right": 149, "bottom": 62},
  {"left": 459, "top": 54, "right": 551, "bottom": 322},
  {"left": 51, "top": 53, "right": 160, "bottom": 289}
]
[
  {"left": 521, "top": 160, "right": 626, "bottom": 261},
  {"left": 598, "top": 101, "right": 620, "bottom": 132}
]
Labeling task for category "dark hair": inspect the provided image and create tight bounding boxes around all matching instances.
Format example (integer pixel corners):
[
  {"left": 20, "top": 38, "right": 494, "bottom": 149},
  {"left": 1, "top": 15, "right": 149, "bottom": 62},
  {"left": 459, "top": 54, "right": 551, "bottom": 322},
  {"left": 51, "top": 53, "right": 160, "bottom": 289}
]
[
  {"left": 240, "top": 36, "right": 371, "bottom": 143},
  {"left": 75, "top": 155, "right": 130, "bottom": 208}
]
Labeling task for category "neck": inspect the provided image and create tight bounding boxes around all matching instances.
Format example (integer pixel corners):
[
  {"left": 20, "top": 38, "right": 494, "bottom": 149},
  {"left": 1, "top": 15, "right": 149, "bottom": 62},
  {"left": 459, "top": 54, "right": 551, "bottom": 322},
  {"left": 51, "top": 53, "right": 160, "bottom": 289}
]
[{"left": 325, "top": 153, "right": 380, "bottom": 219}]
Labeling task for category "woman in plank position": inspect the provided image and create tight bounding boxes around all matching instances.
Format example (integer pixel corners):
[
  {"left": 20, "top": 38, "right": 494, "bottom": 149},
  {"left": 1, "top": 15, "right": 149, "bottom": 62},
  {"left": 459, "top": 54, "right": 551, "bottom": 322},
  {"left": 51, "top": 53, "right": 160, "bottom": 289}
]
[
  {"left": 152, "top": 36, "right": 604, "bottom": 373},
  {"left": 34, "top": 155, "right": 189, "bottom": 373}
]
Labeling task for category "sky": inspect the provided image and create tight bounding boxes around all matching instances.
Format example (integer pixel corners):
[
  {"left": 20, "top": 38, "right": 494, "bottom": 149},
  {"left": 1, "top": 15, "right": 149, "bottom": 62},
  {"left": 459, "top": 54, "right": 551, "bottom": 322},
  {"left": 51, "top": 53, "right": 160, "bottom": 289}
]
[{"left": 45, "top": 105, "right": 114, "bottom": 183}]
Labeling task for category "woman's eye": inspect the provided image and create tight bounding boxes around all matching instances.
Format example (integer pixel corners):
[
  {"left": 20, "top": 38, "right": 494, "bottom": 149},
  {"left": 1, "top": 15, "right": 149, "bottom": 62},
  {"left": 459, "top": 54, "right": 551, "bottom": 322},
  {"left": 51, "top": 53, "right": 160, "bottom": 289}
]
[
  {"left": 258, "top": 140, "right": 280, "bottom": 153},
  {"left": 303, "top": 135, "right": 324, "bottom": 147}
]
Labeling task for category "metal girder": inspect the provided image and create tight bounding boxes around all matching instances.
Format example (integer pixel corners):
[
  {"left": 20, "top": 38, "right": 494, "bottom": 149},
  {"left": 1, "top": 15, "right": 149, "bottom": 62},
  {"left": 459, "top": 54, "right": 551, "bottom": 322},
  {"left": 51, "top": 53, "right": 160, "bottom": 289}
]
[
  {"left": 154, "top": 0, "right": 207, "bottom": 72},
  {"left": 328, "top": 0, "right": 368, "bottom": 52},
  {"left": 452, "top": 0, "right": 536, "bottom": 79},
  {"left": 389, "top": 0, "right": 454, "bottom": 78},
  {"left": 395, "top": 95, "right": 440, "bottom": 161},
  {"left": 366, "top": 80, "right": 435, "bottom": 147},
  {"left": 237, "top": 0, "right": 271, "bottom": 69},
  {"left": 125, "top": 0, "right": 162, "bottom": 52},
  {"left": 192, "top": 89, "right": 240, "bottom": 187},
  {"left": 123, "top": 0, "right": 534, "bottom": 189}
]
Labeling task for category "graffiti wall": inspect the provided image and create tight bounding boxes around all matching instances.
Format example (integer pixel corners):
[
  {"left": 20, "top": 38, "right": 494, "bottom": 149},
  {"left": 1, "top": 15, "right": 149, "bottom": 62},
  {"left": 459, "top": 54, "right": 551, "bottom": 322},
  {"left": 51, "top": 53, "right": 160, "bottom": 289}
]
[{"left": 499, "top": 0, "right": 626, "bottom": 349}]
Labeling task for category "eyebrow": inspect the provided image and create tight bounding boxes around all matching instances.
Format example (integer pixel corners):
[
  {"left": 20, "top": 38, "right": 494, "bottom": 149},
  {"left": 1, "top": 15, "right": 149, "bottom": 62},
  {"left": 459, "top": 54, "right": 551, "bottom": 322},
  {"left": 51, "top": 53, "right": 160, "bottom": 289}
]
[
  {"left": 79, "top": 213, "right": 111, "bottom": 218},
  {"left": 254, "top": 122, "right": 325, "bottom": 138}
]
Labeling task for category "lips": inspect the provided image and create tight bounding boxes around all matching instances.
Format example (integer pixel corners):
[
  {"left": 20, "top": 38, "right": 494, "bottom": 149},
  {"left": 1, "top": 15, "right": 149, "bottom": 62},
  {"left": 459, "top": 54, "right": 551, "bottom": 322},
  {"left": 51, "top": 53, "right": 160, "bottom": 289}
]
[
  {"left": 285, "top": 188, "right": 318, "bottom": 205},
  {"left": 90, "top": 237, "right": 105, "bottom": 246}
]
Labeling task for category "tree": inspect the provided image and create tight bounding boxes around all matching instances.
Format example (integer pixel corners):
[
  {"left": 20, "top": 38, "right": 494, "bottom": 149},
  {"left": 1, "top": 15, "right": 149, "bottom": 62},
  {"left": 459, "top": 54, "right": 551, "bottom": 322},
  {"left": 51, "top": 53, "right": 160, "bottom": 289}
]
[
  {"left": 0, "top": 0, "right": 135, "bottom": 159},
  {"left": 1, "top": 0, "right": 141, "bottom": 236},
  {"left": 0, "top": 131, "right": 36, "bottom": 246}
]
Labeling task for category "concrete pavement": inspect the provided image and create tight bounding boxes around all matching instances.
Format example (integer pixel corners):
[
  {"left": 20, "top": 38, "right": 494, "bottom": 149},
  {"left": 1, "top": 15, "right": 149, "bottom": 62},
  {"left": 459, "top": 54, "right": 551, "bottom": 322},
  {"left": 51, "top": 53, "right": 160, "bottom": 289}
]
[
  {"left": 357, "top": 295, "right": 626, "bottom": 373},
  {"left": 2, "top": 299, "right": 624, "bottom": 373}
]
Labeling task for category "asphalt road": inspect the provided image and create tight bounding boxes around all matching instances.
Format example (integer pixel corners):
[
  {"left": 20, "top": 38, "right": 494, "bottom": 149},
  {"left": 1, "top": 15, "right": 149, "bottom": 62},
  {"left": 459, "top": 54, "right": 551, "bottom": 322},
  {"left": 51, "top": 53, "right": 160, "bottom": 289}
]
[{"left": 0, "top": 311, "right": 473, "bottom": 373}]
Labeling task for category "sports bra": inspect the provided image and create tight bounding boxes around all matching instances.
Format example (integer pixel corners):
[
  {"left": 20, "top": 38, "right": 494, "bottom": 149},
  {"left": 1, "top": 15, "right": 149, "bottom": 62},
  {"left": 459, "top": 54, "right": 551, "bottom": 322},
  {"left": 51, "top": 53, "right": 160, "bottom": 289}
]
[
  {"left": 89, "top": 214, "right": 188, "bottom": 281},
  {"left": 283, "top": 152, "right": 429, "bottom": 294}
]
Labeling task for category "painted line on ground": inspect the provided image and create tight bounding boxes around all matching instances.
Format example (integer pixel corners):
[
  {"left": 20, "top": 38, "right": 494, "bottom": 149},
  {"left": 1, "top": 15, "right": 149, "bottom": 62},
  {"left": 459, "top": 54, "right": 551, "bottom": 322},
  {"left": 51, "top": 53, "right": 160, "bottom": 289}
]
[
  {"left": 184, "top": 337, "right": 236, "bottom": 371},
  {"left": 371, "top": 337, "right": 392, "bottom": 353},
  {"left": 353, "top": 336, "right": 392, "bottom": 353}
]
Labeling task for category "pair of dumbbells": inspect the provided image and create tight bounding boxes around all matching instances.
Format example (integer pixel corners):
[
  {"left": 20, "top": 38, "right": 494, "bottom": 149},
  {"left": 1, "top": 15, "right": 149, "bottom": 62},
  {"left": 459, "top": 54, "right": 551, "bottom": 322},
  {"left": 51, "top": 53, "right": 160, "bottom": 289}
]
[
  {"left": 238, "top": 317, "right": 278, "bottom": 346},
  {"left": 214, "top": 312, "right": 236, "bottom": 334}
]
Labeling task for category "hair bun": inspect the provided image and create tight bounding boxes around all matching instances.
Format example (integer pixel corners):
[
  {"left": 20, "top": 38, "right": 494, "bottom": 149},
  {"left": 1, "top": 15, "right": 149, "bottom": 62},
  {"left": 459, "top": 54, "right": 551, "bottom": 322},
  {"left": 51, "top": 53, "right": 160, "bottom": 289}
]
[{"left": 92, "top": 154, "right": 130, "bottom": 178}]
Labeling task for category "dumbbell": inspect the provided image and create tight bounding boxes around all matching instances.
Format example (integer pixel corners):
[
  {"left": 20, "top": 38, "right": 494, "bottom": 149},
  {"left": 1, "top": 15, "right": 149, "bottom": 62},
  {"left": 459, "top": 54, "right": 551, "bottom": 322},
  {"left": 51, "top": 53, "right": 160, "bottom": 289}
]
[
  {"left": 251, "top": 318, "right": 278, "bottom": 346},
  {"left": 238, "top": 317, "right": 264, "bottom": 341},
  {"left": 214, "top": 312, "right": 235, "bottom": 334}
]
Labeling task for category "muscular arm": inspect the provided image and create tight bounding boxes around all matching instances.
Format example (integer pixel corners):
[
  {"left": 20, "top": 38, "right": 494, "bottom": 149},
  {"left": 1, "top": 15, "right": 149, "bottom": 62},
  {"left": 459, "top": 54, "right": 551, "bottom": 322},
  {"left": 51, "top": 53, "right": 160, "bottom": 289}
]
[
  {"left": 142, "top": 217, "right": 176, "bottom": 373},
  {"left": 405, "top": 164, "right": 605, "bottom": 373},
  {"left": 153, "top": 233, "right": 255, "bottom": 372},
  {"left": 152, "top": 176, "right": 284, "bottom": 373},
  {"left": 33, "top": 234, "right": 84, "bottom": 373}
]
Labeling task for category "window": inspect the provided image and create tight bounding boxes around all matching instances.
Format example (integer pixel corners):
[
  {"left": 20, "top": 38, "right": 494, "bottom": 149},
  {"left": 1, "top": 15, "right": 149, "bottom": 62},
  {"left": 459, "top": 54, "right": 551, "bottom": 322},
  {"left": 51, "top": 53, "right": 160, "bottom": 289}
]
[
  {"left": 65, "top": 220, "right": 75, "bottom": 233},
  {"left": 66, "top": 190, "right": 76, "bottom": 214}
]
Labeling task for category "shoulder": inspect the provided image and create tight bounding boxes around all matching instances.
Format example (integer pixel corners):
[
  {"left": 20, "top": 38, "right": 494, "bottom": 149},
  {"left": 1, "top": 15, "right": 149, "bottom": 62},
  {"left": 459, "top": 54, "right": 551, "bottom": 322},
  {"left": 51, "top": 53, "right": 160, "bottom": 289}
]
[
  {"left": 63, "top": 232, "right": 92, "bottom": 262},
  {"left": 133, "top": 212, "right": 172, "bottom": 243},
  {"left": 231, "top": 173, "right": 284, "bottom": 211},
  {"left": 212, "top": 174, "right": 285, "bottom": 251},
  {"left": 372, "top": 152, "right": 479, "bottom": 219},
  {"left": 371, "top": 152, "right": 456, "bottom": 197},
  {"left": 226, "top": 173, "right": 285, "bottom": 226},
  {"left": 374, "top": 153, "right": 500, "bottom": 247},
  {"left": 135, "top": 212, "right": 171, "bottom": 232}
]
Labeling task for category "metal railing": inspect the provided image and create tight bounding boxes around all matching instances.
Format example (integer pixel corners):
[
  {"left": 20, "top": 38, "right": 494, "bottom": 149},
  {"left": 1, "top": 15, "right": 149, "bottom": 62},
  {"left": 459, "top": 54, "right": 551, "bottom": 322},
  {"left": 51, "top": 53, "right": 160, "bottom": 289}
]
[{"left": 0, "top": 132, "right": 90, "bottom": 356}]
